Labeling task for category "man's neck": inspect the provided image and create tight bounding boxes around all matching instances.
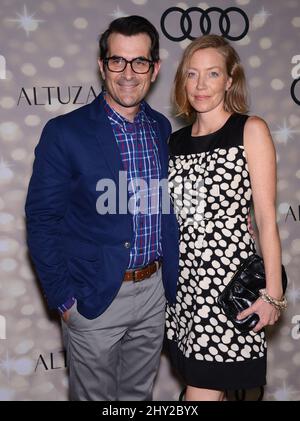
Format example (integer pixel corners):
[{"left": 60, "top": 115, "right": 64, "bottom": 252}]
[{"left": 104, "top": 94, "right": 140, "bottom": 123}]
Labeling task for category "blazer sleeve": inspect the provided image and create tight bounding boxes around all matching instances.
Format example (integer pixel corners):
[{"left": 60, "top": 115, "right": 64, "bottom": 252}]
[{"left": 25, "top": 118, "right": 75, "bottom": 309}]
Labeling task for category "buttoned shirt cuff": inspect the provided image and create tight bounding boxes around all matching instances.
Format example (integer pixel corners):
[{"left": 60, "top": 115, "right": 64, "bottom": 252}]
[{"left": 57, "top": 296, "right": 76, "bottom": 314}]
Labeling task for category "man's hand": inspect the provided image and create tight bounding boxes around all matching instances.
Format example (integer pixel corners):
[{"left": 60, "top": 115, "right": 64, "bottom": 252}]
[
  {"left": 247, "top": 212, "right": 255, "bottom": 238},
  {"left": 61, "top": 310, "right": 70, "bottom": 323}
]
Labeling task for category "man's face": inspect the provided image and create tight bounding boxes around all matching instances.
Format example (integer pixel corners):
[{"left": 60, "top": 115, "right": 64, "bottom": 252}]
[{"left": 99, "top": 32, "right": 160, "bottom": 118}]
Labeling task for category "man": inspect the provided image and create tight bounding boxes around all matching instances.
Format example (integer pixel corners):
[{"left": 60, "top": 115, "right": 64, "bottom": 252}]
[{"left": 25, "top": 16, "right": 179, "bottom": 401}]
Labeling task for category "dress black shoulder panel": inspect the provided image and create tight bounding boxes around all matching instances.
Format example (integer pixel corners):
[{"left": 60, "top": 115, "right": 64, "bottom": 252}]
[{"left": 168, "top": 125, "right": 192, "bottom": 156}]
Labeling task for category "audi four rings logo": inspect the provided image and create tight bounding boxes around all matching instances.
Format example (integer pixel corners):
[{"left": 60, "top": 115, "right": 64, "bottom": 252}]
[{"left": 161, "top": 7, "right": 249, "bottom": 42}]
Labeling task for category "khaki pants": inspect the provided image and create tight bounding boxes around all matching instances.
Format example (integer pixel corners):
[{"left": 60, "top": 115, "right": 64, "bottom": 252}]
[{"left": 62, "top": 268, "right": 166, "bottom": 401}]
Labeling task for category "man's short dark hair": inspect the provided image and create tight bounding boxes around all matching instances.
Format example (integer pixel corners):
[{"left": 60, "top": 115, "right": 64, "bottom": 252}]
[{"left": 99, "top": 15, "right": 160, "bottom": 62}]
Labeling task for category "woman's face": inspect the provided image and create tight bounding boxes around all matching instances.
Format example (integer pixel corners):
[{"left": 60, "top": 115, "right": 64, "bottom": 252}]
[{"left": 185, "top": 47, "right": 232, "bottom": 115}]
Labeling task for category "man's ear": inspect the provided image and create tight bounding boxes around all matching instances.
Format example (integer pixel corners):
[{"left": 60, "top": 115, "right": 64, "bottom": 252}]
[
  {"left": 151, "top": 60, "right": 161, "bottom": 83},
  {"left": 98, "top": 59, "right": 105, "bottom": 80}
]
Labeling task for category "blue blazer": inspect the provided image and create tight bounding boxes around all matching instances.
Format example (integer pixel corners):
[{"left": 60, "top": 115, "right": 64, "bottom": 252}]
[{"left": 25, "top": 94, "right": 179, "bottom": 319}]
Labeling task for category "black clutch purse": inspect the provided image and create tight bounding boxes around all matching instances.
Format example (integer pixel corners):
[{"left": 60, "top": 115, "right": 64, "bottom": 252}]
[{"left": 217, "top": 254, "right": 288, "bottom": 333}]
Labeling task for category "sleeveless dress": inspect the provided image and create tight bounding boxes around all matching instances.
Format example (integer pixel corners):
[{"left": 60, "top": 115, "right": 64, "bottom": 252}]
[{"left": 165, "top": 114, "right": 267, "bottom": 390}]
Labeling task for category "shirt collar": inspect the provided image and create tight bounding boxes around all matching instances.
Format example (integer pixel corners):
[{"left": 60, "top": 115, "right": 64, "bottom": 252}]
[{"left": 102, "top": 92, "right": 151, "bottom": 127}]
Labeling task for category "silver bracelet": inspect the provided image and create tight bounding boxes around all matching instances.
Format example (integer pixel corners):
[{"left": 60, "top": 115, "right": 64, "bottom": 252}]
[{"left": 259, "top": 289, "right": 287, "bottom": 310}]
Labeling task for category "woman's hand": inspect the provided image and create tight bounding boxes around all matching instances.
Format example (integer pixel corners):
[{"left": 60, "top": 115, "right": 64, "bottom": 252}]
[{"left": 237, "top": 298, "right": 280, "bottom": 333}]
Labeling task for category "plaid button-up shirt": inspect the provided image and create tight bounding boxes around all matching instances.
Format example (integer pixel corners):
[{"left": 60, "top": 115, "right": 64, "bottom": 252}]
[{"left": 103, "top": 95, "right": 162, "bottom": 269}]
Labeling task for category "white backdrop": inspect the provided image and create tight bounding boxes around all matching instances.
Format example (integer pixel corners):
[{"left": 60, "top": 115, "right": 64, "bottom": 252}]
[{"left": 0, "top": 0, "right": 300, "bottom": 401}]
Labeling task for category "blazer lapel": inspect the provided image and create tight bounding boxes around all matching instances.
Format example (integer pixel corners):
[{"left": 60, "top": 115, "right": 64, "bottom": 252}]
[
  {"left": 152, "top": 121, "right": 168, "bottom": 180},
  {"left": 144, "top": 103, "right": 169, "bottom": 180},
  {"left": 89, "top": 94, "right": 124, "bottom": 185}
]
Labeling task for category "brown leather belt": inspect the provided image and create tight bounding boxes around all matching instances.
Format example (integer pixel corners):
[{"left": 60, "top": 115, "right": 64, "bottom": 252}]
[{"left": 123, "top": 260, "right": 161, "bottom": 282}]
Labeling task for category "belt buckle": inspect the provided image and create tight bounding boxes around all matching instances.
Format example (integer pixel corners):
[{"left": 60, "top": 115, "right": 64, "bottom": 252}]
[
  {"left": 133, "top": 265, "right": 147, "bottom": 282},
  {"left": 132, "top": 269, "right": 139, "bottom": 282}
]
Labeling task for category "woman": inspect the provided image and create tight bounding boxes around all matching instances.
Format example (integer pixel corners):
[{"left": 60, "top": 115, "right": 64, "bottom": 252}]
[{"left": 165, "top": 35, "right": 286, "bottom": 401}]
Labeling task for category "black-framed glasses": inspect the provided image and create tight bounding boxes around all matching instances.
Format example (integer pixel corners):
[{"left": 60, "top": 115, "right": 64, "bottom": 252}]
[{"left": 103, "top": 56, "right": 154, "bottom": 74}]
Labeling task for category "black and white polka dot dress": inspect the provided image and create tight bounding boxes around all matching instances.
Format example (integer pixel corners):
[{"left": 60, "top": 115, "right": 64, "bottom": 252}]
[{"left": 166, "top": 114, "right": 267, "bottom": 390}]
